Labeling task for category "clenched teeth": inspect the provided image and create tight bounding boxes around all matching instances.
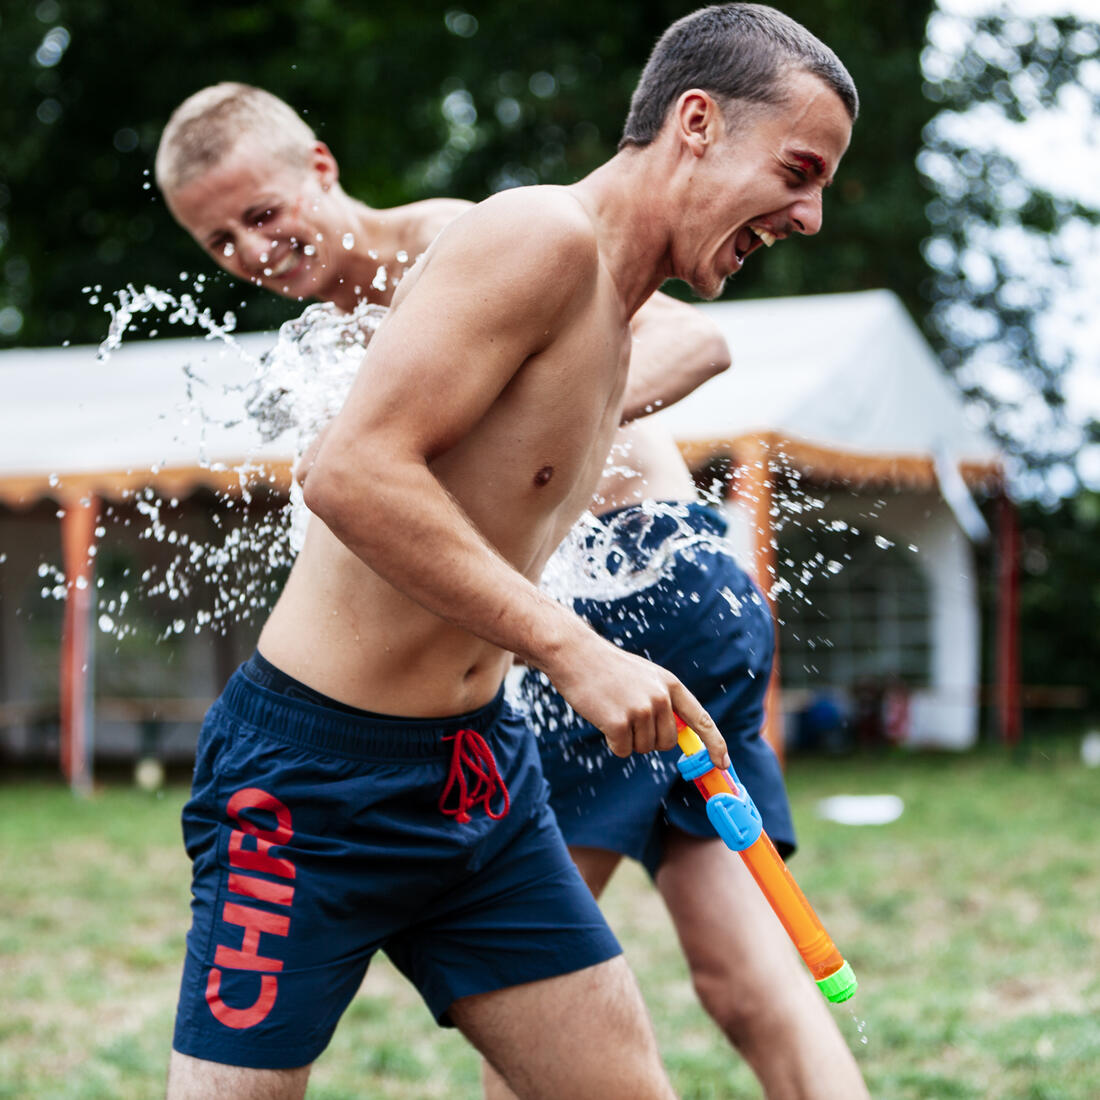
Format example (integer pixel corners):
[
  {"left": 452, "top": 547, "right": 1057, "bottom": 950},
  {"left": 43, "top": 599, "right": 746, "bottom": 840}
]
[{"left": 266, "top": 251, "right": 299, "bottom": 277}]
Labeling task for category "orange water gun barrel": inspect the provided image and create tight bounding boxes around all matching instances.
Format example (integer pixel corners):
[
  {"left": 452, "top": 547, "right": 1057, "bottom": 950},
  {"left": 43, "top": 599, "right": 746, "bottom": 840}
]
[{"left": 676, "top": 718, "right": 857, "bottom": 1003}]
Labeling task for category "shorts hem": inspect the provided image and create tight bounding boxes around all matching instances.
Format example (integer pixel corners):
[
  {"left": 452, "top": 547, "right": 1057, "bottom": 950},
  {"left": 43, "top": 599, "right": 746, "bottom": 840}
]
[
  {"left": 431, "top": 934, "right": 624, "bottom": 1026},
  {"left": 171, "top": 1035, "right": 324, "bottom": 1072}
]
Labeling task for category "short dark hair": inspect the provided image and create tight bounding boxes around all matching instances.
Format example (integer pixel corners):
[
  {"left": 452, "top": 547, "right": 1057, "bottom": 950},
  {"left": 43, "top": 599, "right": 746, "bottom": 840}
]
[{"left": 620, "top": 4, "right": 858, "bottom": 149}]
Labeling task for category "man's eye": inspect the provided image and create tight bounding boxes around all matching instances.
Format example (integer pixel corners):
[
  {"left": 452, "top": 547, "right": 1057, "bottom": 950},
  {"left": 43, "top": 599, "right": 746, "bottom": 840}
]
[
  {"left": 252, "top": 207, "right": 279, "bottom": 226},
  {"left": 786, "top": 165, "right": 807, "bottom": 183}
]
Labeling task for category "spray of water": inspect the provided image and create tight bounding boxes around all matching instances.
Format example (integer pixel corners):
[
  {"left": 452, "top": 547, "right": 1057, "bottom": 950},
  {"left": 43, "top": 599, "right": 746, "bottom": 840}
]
[{"left": 67, "top": 283, "right": 386, "bottom": 640}]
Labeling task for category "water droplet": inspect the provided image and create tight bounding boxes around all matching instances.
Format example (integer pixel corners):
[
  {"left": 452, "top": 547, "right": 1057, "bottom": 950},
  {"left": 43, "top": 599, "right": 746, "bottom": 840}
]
[{"left": 342, "top": 233, "right": 355, "bottom": 250}]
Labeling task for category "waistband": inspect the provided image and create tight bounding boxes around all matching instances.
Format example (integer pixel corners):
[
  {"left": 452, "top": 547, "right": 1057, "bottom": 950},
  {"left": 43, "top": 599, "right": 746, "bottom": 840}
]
[
  {"left": 583, "top": 501, "right": 728, "bottom": 569},
  {"left": 592, "top": 500, "right": 726, "bottom": 536},
  {"left": 218, "top": 658, "right": 508, "bottom": 761}
]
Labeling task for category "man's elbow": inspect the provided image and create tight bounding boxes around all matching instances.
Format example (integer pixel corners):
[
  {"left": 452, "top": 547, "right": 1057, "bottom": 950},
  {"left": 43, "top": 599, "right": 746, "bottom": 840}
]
[
  {"left": 697, "top": 326, "right": 732, "bottom": 382},
  {"left": 301, "top": 441, "right": 356, "bottom": 529}
]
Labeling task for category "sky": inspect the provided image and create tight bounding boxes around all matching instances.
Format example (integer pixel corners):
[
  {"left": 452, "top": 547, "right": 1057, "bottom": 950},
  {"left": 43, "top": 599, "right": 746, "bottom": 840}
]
[{"left": 930, "top": 0, "right": 1100, "bottom": 492}]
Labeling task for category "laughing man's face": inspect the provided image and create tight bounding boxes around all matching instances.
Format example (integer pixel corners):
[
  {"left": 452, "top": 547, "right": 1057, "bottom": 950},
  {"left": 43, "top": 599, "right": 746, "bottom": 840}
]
[
  {"left": 165, "top": 139, "right": 344, "bottom": 303},
  {"left": 678, "top": 70, "right": 853, "bottom": 300}
]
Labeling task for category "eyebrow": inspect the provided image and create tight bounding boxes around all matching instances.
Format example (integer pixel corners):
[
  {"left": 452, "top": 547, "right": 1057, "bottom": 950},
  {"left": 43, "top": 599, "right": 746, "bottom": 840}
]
[{"left": 791, "top": 150, "right": 833, "bottom": 187}]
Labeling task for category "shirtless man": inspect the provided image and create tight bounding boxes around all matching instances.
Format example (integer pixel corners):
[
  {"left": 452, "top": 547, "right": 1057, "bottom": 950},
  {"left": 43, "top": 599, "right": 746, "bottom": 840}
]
[
  {"left": 162, "top": 71, "right": 867, "bottom": 1097},
  {"left": 511, "top": 419, "right": 870, "bottom": 1099},
  {"left": 155, "top": 6, "right": 857, "bottom": 1098}
]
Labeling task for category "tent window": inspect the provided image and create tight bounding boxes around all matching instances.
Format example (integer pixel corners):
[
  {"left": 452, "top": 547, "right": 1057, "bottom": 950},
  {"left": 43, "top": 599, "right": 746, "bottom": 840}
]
[{"left": 777, "top": 525, "right": 931, "bottom": 690}]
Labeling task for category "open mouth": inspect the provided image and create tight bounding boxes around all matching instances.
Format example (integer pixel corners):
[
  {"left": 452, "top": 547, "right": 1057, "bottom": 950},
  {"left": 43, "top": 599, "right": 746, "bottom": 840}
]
[
  {"left": 263, "top": 247, "right": 301, "bottom": 280},
  {"left": 732, "top": 224, "right": 778, "bottom": 267}
]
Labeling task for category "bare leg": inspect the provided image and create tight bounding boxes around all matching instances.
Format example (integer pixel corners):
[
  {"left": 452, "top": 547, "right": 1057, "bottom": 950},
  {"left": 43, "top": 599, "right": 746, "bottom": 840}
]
[
  {"left": 481, "top": 845, "right": 629, "bottom": 1100},
  {"left": 656, "top": 829, "right": 869, "bottom": 1100},
  {"left": 457, "top": 954, "right": 676, "bottom": 1100},
  {"left": 166, "top": 1050, "right": 311, "bottom": 1100}
]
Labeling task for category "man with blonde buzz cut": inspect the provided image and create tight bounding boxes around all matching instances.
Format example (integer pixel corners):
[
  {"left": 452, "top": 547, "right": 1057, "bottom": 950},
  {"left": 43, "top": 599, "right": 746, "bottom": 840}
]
[
  {"left": 156, "top": 82, "right": 468, "bottom": 311},
  {"left": 158, "top": 6, "right": 863, "bottom": 1099}
]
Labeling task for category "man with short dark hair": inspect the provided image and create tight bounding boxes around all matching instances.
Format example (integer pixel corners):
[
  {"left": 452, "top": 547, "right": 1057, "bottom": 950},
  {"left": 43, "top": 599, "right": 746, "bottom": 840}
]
[{"left": 159, "top": 6, "right": 862, "bottom": 1098}]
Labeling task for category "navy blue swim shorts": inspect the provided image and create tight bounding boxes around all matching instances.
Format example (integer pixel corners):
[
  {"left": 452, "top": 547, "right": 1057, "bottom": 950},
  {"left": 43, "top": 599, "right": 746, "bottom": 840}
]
[
  {"left": 520, "top": 502, "right": 796, "bottom": 876},
  {"left": 172, "top": 656, "right": 621, "bottom": 1070}
]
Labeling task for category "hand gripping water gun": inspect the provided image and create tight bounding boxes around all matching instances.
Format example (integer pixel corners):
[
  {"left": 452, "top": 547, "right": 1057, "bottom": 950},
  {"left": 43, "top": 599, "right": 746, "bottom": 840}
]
[{"left": 676, "top": 717, "right": 857, "bottom": 1004}]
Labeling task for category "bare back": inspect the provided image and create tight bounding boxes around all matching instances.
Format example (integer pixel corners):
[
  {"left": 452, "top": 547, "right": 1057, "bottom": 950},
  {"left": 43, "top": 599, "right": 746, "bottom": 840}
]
[{"left": 260, "top": 187, "right": 632, "bottom": 716}]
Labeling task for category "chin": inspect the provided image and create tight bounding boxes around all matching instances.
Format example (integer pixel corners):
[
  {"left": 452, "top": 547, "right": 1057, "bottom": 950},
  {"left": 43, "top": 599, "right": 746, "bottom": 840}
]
[{"left": 690, "top": 273, "right": 728, "bottom": 302}]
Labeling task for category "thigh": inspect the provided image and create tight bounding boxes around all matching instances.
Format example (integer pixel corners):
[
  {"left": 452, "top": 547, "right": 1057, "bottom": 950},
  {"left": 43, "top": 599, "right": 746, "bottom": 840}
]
[
  {"left": 166, "top": 1049, "right": 310, "bottom": 1100},
  {"left": 450, "top": 956, "right": 675, "bottom": 1100},
  {"left": 569, "top": 844, "right": 624, "bottom": 899},
  {"left": 656, "top": 829, "right": 802, "bottom": 982}
]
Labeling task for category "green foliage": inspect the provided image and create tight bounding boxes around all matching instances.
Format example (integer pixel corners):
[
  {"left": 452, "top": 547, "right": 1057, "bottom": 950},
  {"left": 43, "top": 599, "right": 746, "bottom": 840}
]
[
  {"left": 0, "top": 0, "right": 934, "bottom": 350},
  {"left": 1014, "top": 489, "right": 1100, "bottom": 714},
  {"left": 920, "top": 10, "right": 1100, "bottom": 484}
]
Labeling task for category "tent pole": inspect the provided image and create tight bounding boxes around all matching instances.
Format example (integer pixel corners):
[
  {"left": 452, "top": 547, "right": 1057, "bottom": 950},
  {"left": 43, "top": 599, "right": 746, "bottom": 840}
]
[
  {"left": 736, "top": 437, "right": 785, "bottom": 767},
  {"left": 994, "top": 491, "right": 1021, "bottom": 747},
  {"left": 59, "top": 492, "right": 99, "bottom": 795}
]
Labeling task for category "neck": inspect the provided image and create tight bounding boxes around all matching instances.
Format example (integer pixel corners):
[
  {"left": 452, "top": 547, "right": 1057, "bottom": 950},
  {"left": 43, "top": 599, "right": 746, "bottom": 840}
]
[
  {"left": 570, "top": 146, "right": 680, "bottom": 317},
  {"left": 317, "top": 190, "right": 413, "bottom": 311}
]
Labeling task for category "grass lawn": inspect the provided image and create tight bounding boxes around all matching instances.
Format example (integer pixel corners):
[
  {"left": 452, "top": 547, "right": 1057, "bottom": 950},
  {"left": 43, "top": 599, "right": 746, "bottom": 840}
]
[{"left": 2, "top": 738, "right": 1098, "bottom": 1098}]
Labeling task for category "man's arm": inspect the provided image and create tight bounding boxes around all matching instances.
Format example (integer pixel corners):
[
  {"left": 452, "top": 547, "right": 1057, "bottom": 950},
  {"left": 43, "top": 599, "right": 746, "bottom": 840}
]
[
  {"left": 302, "top": 192, "right": 727, "bottom": 766},
  {"left": 620, "top": 292, "right": 731, "bottom": 422}
]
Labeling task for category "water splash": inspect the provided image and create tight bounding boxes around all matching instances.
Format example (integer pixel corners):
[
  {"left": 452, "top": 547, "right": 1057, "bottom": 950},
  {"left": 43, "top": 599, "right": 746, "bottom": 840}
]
[
  {"left": 540, "top": 501, "right": 743, "bottom": 605},
  {"left": 72, "top": 285, "right": 386, "bottom": 639},
  {"left": 94, "top": 275, "right": 239, "bottom": 359},
  {"left": 849, "top": 1009, "right": 870, "bottom": 1046}
]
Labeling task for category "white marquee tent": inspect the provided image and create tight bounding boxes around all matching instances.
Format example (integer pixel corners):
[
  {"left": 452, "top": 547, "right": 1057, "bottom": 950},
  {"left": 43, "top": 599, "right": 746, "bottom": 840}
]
[{"left": 0, "top": 290, "right": 1016, "bottom": 787}]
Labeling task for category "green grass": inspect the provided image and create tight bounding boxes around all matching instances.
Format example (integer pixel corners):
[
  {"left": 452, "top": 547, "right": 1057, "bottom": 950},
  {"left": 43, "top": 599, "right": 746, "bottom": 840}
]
[{"left": 2, "top": 739, "right": 1099, "bottom": 1098}]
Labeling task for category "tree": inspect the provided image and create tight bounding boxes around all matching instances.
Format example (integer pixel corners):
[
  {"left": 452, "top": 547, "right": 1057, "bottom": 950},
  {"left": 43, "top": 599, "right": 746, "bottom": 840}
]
[
  {"left": 920, "top": 7, "right": 1100, "bottom": 495},
  {"left": 0, "top": 0, "right": 935, "bottom": 350}
]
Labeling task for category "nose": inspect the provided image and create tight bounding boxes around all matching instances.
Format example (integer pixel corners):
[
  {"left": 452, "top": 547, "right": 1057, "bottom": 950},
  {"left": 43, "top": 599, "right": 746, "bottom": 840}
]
[
  {"left": 236, "top": 228, "right": 275, "bottom": 273},
  {"left": 790, "top": 191, "right": 823, "bottom": 237}
]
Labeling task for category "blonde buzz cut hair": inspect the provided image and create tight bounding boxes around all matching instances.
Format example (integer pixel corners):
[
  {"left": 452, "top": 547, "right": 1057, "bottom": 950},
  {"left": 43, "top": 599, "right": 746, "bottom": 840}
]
[{"left": 155, "top": 82, "right": 318, "bottom": 193}]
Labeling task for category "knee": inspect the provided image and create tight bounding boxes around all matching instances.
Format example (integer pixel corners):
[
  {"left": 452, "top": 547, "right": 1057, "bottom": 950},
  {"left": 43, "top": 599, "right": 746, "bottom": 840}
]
[
  {"left": 692, "top": 964, "right": 758, "bottom": 1040},
  {"left": 690, "top": 960, "right": 795, "bottom": 1048}
]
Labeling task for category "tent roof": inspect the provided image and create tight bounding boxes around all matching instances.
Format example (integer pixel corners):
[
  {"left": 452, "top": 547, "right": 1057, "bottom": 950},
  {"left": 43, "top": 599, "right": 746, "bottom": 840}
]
[
  {"left": 655, "top": 289, "right": 1001, "bottom": 486},
  {"left": 0, "top": 289, "right": 1001, "bottom": 507},
  {"left": 0, "top": 331, "right": 288, "bottom": 506}
]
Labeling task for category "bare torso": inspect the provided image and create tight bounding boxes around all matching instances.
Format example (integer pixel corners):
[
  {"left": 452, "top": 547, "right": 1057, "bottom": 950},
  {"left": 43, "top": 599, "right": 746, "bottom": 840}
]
[
  {"left": 260, "top": 188, "right": 632, "bottom": 717},
  {"left": 591, "top": 419, "right": 698, "bottom": 517}
]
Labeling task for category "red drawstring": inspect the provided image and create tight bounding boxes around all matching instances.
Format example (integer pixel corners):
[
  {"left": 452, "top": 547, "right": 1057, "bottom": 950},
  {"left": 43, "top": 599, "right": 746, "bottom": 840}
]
[{"left": 438, "top": 728, "right": 511, "bottom": 823}]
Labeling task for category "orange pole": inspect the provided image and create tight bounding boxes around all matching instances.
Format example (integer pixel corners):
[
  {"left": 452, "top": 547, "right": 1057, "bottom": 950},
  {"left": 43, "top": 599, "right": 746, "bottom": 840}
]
[
  {"left": 995, "top": 493, "right": 1021, "bottom": 747},
  {"left": 59, "top": 492, "right": 99, "bottom": 794},
  {"left": 735, "top": 437, "right": 784, "bottom": 765}
]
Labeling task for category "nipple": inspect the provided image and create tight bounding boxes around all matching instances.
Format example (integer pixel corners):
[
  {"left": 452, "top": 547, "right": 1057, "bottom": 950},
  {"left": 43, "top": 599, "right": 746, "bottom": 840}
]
[{"left": 533, "top": 465, "right": 555, "bottom": 487}]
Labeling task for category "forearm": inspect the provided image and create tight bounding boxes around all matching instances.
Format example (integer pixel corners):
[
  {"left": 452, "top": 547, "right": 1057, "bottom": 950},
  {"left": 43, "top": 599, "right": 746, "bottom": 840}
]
[{"left": 620, "top": 293, "right": 730, "bottom": 422}]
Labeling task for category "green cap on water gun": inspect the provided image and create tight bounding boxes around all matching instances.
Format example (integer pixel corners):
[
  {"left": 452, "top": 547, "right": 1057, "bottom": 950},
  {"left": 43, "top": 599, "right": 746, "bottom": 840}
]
[{"left": 816, "top": 960, "right": 858, "bottom": 1004}]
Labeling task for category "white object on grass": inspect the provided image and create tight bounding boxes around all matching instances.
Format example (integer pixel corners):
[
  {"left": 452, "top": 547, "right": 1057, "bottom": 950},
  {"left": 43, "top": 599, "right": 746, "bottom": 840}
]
[{"left": 816, "top": 794, "right": 905, "bottom": 826}]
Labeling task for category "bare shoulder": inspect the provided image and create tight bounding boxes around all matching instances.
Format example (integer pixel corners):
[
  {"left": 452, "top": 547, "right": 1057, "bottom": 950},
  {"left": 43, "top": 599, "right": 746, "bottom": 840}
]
[
  {"left": 406, "top": 197, "right": 475, "bottom": 252},
  {"left": 388, "top": 187, "right": 601, "bottom": 337},
  {"left": 432, "top": 186, "right": 599, "bottom": 290}
]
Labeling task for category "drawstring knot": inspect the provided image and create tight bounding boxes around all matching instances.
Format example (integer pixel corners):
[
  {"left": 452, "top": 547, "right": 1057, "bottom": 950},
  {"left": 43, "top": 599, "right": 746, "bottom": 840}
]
[{"left": 439, "top": 728, "right": 510, "bottom": 823}]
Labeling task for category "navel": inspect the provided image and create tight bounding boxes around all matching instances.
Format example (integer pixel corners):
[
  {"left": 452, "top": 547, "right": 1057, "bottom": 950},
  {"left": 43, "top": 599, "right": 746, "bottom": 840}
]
[{"left": 533, "top": 465, "right": 555, "bottom": 487}]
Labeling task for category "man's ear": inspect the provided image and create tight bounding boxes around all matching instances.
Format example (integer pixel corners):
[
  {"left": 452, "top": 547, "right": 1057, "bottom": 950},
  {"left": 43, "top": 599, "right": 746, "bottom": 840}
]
[
  {"left": 311, "top": 141, "right": 339, "bottom": 191},
  {"left": 673, "top": 89, "right": 720, "bottom": 159}
]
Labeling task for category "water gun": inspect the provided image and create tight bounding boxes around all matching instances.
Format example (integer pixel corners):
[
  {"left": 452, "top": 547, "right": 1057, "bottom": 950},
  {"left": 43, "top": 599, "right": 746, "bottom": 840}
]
[{"left": 676, "top": 717, "right": 857, "bottom": 1004}]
